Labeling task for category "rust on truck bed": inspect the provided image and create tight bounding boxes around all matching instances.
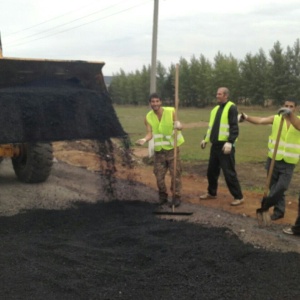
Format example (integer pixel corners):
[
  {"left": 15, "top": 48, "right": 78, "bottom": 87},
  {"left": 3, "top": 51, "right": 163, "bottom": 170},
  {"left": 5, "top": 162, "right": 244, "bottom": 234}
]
[{"left": 0, "top": 57, "right": 126, "bottom": 143}]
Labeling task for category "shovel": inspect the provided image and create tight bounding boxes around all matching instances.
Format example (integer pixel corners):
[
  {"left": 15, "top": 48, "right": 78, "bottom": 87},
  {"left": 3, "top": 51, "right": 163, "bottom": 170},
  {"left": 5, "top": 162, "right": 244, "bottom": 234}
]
[
  {"left": 256, "top": 116, "right": 284, "bottom": 226},
  {"left": 153, "top": 64, "right": 193, "bottom": 216}
]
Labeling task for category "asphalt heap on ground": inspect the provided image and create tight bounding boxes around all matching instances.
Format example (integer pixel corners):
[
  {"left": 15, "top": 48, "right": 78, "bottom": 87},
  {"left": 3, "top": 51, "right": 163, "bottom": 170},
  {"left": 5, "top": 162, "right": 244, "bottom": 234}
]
[{"left": 1, "top": 199, "right": 300, "bottom": 300}]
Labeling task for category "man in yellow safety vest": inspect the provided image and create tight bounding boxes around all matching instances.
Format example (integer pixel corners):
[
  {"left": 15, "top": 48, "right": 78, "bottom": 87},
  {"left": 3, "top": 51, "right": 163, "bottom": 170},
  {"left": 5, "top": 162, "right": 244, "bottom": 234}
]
[
  {"left": 273, "top": 104, "right": 300, "bottom": 235},
  {"left": 200, "top": 87, "right": 244, "bottom": 206},
  {"left": 136, "top": 93, "right": 184, "bottom": 208},
  {"left": 240, "top": 98, "right": 299, "bottom": 221}
]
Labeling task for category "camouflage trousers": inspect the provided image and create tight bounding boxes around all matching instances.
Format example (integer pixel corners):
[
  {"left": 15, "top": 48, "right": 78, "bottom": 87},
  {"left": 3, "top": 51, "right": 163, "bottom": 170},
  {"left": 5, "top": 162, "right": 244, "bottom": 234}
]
[{"left": 153, "top": 148, "right": 182, "bottom": 200}]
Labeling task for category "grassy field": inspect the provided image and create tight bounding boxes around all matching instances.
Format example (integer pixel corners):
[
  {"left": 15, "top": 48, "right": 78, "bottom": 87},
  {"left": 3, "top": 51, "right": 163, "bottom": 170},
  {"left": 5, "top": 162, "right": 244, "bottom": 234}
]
[{"left": 114, "top": 105, "right": 279, "bottom": 163}]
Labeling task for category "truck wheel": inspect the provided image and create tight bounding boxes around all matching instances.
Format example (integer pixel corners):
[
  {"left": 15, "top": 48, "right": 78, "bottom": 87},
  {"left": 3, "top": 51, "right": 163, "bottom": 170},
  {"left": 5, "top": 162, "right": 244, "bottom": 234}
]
[{"left": 12, "top": 143, "right": 53, "bottom": 183}]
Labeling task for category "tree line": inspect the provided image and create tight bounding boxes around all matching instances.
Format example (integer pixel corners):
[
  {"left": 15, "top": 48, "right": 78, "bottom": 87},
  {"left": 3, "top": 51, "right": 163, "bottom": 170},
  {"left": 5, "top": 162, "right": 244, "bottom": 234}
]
[{"left": 108, "top": 39, "right": 300, "bottom": 107}]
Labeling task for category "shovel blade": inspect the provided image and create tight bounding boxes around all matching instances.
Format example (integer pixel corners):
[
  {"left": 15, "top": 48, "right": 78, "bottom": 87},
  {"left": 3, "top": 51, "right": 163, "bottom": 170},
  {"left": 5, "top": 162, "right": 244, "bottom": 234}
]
[
  {"left": 256, "top": 208, "right": 271, "bottom": 226},
  {"left": 153, "top": 211, "right": 193, "bottom": 216}
]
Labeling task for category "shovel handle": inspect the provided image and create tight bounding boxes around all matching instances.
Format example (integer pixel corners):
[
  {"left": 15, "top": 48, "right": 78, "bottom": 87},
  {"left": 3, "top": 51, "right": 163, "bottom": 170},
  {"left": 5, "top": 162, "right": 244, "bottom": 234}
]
[
  {"left": 173, "top": 64, "right": 179, "bottom": 201},
  {"left": 264, "top": 116, "right": 284, "bottom": 196}
]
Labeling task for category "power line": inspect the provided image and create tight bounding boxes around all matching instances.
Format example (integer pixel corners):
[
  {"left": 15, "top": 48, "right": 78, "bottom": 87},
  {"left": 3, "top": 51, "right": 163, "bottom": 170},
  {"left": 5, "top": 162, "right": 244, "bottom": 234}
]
[
  {"left": 5, "top": 0, "right": 102, "bottom": 37},
  {"left": 6, "top": 1, "right": 125, "bottom": 45},
  {"left": 5, "top": 0, "right": 152, "bottom": 48}
]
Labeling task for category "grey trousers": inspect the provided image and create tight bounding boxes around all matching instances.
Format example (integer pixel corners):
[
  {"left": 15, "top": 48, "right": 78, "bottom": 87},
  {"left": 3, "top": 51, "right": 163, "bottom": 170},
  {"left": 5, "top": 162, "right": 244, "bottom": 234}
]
[{"left": 264, "top": 158, "right": 295, "bottom": 215}]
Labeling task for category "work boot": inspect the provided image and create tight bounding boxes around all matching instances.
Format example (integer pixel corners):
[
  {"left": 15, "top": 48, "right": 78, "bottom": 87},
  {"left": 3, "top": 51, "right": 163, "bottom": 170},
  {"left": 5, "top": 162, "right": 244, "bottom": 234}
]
[
  {"left": 270, "top": 213, "right": 284, "bottom": 221},
  {"left": 158, "top": 192, "right": 168, "bottom": 206},
  {"left": 283, "top": 227, "right": 300, "bottom": 235},
  {"left": 158, "top": 198, "right": 168, "bottom": 206},
  {"left": 231, "top": 198, "right": 244, "bottom": 206},
  {"left": 292, "top": 225, "right": 300, "bottom": 235},
  {"left": 170, "top": 196, "right": 181, "bottom": 208},
  {"left": 283, "top": 227, "right": 294, "bottom": 235},
  {"left": 199, "top": 193, "right": 216, "bottom": 200}
]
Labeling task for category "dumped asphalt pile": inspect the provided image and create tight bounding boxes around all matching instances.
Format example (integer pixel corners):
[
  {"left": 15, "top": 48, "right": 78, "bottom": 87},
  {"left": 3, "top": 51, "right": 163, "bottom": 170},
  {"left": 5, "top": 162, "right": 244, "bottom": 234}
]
[
  {"left": 0, "top": 79, "right": 126, "bottom": 143},
  {"left": 1, "top": 199, "right": 300, "bottom": 300}
]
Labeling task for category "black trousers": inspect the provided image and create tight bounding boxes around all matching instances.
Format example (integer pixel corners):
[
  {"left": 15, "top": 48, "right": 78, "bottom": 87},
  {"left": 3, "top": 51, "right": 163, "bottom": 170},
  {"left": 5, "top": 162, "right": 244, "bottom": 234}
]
[
  {"left": 263, "top": 158, "right": 295, "bottom": 215},
  {"left": 206, "top": 143, "right": 243, "bottom": 199}
]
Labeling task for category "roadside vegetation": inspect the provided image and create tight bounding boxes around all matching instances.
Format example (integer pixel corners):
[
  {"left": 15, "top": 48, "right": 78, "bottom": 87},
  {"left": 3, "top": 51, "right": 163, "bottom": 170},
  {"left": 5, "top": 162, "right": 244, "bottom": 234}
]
[{"left": 109, "top": 39, "right": 300, "bottom": 108}]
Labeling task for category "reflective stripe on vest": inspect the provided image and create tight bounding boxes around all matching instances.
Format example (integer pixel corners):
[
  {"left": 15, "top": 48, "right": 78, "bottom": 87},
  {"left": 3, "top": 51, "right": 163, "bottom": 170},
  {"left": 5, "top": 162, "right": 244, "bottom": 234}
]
[
  {"left": 146, "top": 107, "right": 184, "bottom": 151},
  {"left": 268, "top": 115, "right": 300, "bottom": 164},
  {"left": 204, "top": 101, "right": 234, "bottom": 143}
]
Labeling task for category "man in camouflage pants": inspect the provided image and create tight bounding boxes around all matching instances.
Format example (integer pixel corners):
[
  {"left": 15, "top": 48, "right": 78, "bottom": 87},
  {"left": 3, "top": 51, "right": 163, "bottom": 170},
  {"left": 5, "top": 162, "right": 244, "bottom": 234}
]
[
  {"left": 154, "top": 148, "right": 182, "bottom": 206},
  {"left": 136, "top": 93, "right": 184, "bottom": 207}
]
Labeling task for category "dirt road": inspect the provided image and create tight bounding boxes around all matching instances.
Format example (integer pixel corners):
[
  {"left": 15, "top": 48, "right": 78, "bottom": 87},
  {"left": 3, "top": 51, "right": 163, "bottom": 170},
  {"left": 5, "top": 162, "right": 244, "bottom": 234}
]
[{"left": 1, "top": 152, "right": 300, "bottom": 299}]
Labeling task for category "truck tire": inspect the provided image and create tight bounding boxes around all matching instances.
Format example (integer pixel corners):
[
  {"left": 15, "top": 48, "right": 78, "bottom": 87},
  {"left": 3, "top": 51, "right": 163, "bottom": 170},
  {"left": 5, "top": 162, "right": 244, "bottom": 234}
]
[{"left": 12, "top": 143, "right": 53, "bottom": 183}]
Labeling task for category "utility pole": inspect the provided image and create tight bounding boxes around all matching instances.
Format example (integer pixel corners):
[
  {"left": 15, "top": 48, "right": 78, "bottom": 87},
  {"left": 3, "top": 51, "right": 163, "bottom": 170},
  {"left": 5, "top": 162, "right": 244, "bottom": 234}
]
[
  {"left": 150, "top": 0, "right": 159, "bottom": 93},
  {"left": 0, "top": 32, "right": 3, "bottom": 58}
]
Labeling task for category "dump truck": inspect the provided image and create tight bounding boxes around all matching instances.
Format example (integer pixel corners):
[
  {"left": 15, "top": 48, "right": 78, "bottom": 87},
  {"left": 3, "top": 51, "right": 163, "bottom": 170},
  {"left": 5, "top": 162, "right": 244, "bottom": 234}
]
[{"left": 0, "top": 37, "right": 126, "bottom": 183}]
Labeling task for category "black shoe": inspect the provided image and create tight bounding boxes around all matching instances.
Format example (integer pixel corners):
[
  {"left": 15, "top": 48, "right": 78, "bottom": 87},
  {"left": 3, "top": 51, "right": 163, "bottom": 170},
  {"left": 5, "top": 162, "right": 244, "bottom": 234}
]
[
  {"left": 256, "top": 207, "right": 268, "bottom": 214},
  {"left": 292, "top": 226, "right": 300, "bottom": 235},
  {"left": 158, "top": 198, "right": 168, "bottom": 206},
  {"left": 271, "top": 214, "right": 284, "bottom": 221},
  {"left": 169, "top": 198, "right": 181, "bottom": 208},
  {"left": 283, "top": 227, "right": 300, "bottom": 235}
]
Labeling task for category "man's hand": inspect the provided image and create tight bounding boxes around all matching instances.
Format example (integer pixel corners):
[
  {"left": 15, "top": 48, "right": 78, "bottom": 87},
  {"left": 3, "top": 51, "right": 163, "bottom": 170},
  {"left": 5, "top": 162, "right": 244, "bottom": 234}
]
[
  {"left": 222, "top": 142, "right": 232, "bottom": 154},
  {"left": 238, "top": 112, "right": 248, "bottom": 122},
  {"left": 173, "top": 121, "right": 183, "bottom": 130},
  {"left": 278, "top": 107, "right": 292, "bottom": 117},
  {"left": 135, "top": 138, "right": 147, "bottom": 146},
  {"left": 200, "top": 140, "right": 207, "bottom": 149}
]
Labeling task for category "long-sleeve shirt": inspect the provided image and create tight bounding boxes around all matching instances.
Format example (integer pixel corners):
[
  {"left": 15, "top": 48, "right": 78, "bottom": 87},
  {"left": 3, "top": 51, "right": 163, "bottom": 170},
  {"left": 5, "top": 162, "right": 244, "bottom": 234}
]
[{"left": 210, "top": 101, "right": 239, "bottom": 145}]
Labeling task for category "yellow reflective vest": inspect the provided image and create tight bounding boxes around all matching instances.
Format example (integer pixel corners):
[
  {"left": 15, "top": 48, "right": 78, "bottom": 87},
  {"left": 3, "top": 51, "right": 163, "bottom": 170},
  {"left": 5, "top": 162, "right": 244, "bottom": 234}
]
[
  {"left": 204, "top": 101, "right": 234, "bottom": 143},
  {"left": 146, "top": 107, "right": 184, "bottom": 151},
  {"left": 268, "top": 115, "right": 300, "bottom": 164}
]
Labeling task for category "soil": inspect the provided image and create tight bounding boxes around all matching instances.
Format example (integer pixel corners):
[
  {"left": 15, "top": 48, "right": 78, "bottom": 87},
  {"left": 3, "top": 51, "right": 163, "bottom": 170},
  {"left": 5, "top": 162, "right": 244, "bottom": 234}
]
[{"left": 1, "top": 138, "right": 300, "bottom": 299}]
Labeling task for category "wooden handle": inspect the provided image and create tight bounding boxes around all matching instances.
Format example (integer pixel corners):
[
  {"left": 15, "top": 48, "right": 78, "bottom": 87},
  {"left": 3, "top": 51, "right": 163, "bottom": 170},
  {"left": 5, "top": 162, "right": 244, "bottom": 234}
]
[
  {"left": 174, "top": 64, "right": 179, "bottom": 121},
  {"left": 173, "top": 64, "right": 179, "bottom": 204},
  {"left": 264, "top": 116, "right": 284, "bottom": 196}
]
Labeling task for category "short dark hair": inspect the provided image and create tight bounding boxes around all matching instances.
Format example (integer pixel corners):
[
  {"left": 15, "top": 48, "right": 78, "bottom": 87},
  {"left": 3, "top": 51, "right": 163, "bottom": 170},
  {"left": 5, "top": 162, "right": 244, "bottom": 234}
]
[
  {"left": 284, "top": 97, "right": 298, "bottom": 106},
  {"left": 148, "top": 92, "right": 161, "bottom": 102}
]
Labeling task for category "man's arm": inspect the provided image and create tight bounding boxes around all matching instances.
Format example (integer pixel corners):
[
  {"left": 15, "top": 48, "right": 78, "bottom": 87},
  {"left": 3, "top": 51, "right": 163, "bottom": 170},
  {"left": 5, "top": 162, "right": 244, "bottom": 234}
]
[
  {"left": 173, "top": 111, "right": 183, "bottom": 130},
  {"left": 228, "top": 105, "right": 239, "bottom": 143},
  {"left": 135, "top": 118, "right": 153, "bottom": 145},
  {"left": 242, "top": 113, "right": 274, "bottom": 125},
  {"left": 277, "top": 107, "right": 300, "bottom": 130},
  {"left": 289, "top": 113, "right": 300, "bottom": 130}
]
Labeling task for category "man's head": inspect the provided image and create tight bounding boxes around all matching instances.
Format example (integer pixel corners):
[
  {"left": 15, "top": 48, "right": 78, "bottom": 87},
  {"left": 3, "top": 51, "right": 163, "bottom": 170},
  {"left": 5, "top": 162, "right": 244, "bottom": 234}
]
[
  {"left": 216, "top": 87, "right": 229, "bottom": 104},
  {"left": 148, "top": 92, "right": 162, "bottom": 112},
  {"left": 283, "top": 98, "right": 297, "bottom": 113}
]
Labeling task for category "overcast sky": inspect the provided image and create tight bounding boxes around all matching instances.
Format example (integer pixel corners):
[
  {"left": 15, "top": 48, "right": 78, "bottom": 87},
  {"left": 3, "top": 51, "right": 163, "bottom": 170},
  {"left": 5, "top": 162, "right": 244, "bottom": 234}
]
[{"left": 1, "top": 0, "right": 299, "bottom": 75}]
